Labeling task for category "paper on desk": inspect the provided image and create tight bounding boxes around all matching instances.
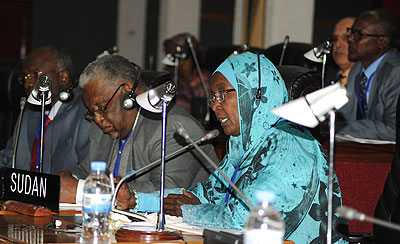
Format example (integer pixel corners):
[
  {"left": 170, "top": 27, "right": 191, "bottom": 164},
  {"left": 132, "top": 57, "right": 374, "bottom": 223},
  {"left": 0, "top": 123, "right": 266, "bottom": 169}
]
[
  {"left": 120, "top": 211, "right": 243, "bottom": 236},
  {"left": 59, "top": 203, "right": 82, "bottom": 211},
  {"left": 335, "top": 134, "right": 395, "bottom": 144}
]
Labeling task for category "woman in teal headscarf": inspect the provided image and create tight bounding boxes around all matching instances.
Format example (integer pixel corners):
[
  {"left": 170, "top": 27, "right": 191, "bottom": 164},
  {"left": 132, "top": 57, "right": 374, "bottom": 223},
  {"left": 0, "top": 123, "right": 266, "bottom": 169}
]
[{"left": 117, "top": 52, "right": 347, "bottom": 243}]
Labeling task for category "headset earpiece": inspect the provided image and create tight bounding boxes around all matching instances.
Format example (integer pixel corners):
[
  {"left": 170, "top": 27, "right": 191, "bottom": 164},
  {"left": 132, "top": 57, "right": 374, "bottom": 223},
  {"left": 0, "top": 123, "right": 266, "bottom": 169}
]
[
  {"left": 58, "top": 81, "right": 78, "bottom": 102},
  {"left": 122, "top": 64, "right": 142, "bottom": 110},
  {"left": 173, "top": 45, "right": 188, "bottom": 60},
  {"left": 121, "top": 91, "right": 137, "bottom": 110}
]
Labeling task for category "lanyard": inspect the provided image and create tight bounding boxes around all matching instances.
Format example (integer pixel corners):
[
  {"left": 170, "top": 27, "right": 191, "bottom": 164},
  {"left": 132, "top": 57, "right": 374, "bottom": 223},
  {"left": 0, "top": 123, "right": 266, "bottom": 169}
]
[
  {"left": 113, "top": 108, "right": 141, "bottom": 177},
  {"left": 225, "top": 162, "right": 242, "bottom": 203},
  {"left": 34, "top": 112, "right": 51, "bottom": 172},
  {"left": 113, "top": 129, "right": 133, "bottom": 177},
  {"left": 357, "top": 72, "right": 375, "bottom": 119}
]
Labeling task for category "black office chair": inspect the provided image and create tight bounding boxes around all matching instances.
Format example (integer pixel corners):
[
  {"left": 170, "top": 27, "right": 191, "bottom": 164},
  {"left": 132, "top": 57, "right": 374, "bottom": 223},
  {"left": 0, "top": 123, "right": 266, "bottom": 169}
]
[
  {"left": 203, "top": 45, "right": 266, "bottom": 73},
  {"left": 373, "top": 95, "right": 400, "bottom": 244},
  {"left": 275, "top": 65, "right": 325, "bottom": 142},
  {"left": 264, "top": 42, "right": 317, "bottom": 68},
  {"left": 276, "top": 65, "right": 321, "bottom": 100},
  {"left": 0, "top": 59, "right": 25, "bottom": 149}
]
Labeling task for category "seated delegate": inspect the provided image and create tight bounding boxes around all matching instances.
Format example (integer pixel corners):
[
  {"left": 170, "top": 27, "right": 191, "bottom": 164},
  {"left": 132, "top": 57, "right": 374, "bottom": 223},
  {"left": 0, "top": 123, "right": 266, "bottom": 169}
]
[
  {"left": 116, "top": 52, "right": 348, "bottom": 244},
  {"left": 59, "top": 55, "right": 217, "bottom": 203}
]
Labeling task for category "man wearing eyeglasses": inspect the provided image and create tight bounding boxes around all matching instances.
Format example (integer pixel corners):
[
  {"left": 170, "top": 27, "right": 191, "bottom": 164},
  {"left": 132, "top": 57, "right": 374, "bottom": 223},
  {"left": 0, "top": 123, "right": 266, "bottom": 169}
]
[
  {"left": 0, "top": 46, "right": 91, "bottom": 173},
  {"left": 59, "top": 54, "right": 216, "bottom": 204},
  {"left": 330, "top": 17, "right": 355, "bottom": 86},
  {"left": 336, "top": 9, "right": 400, "bottom": 141}
]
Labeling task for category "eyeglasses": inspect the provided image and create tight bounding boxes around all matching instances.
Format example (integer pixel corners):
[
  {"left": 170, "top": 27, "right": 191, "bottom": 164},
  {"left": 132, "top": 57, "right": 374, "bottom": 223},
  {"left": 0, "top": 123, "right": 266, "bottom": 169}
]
[
  {"left": 346, "top": 27, "right": 386, "bottom": 42},
  {"left": 208, "top": 89, "right": 236, "bottom": 107},
  {"left": 331, "top": 34, "right": 347, "bottom": 44},
  {"left": 18, "top": 70, "right": 59, "bottom": 86},
  {"left": 85, "top": 83, "right": 126, "bottom": 122}
]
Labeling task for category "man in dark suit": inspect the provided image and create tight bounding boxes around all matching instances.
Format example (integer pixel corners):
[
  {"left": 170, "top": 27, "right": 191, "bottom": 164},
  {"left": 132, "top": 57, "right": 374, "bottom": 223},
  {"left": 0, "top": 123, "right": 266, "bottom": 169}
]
[
  {"left": 59, "top": 54, "right": 217, "bottom": 204},
  {"left": 0, "top": 46, "right": 91, "bottom": 173},
  {"left": 337, "top": 9, "right": 400, "bottom": 141}
]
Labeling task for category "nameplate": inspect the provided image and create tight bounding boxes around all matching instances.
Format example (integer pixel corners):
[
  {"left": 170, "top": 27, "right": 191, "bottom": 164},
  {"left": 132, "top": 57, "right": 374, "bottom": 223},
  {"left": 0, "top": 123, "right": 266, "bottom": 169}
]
[{"left": 0, "top": 167, "right": 60, "bottom": 212}]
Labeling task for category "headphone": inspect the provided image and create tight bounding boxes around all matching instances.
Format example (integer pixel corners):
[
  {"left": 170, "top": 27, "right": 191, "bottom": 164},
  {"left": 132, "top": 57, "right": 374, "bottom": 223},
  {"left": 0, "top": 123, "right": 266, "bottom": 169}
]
[
  {"left": 255, "top": 52, "right": 262, "bottom": 100},
  {"left": 58, "top": 80, "right": 78, "bottom": 103},
  {"left": 164, "top": 34, "right": 194, "bottom": 63},
  {"left": 121, "top": 63, "right": 142, "bottom": 110},
  {"left": 173, "top": 44, "right": 189, "bottom": 60}
]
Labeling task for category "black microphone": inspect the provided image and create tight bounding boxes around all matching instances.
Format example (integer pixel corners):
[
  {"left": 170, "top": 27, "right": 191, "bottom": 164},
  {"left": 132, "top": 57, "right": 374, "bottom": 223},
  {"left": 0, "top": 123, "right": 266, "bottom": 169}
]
[
  {"left": 111, "top": 129, "right": 219, "bottom": 207},
  {"left": 38, "top": 74, "right": 51, "bottom": 92},
  {"left": 228, "top": 44, "right": 249, "bottom": 58},
  {"left": 336, "top": 206, "right": 400, "bottom": 232},
  {"left": 173, "top": 121, "right": 254, "bottom": 210},
  {"left": 11, "top": 97, "right": 27, "bottom": 168},
  {"left": 185, "top": 34, "right": 210, "bottom": 123},
  {"left": 200, "top": 129, "right": 219, "bottom": 142},
  {"left": 27, "top": 74, "right": 52, "bottom": 105},
  {"left": 278, "top": 35, "right": 290, "bottom": 66}
]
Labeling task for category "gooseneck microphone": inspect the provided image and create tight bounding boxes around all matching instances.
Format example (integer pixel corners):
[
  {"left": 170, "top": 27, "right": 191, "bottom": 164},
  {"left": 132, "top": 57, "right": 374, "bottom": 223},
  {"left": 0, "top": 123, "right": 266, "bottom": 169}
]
[
  {"left": 279, "top": 35, "right": 290, "bottom": 66},
  {"left": 337, "top": 206, "right": 400, "bottom": 232},
  {"left": 27, "top": 74, "right": 52, "bottom": 106},
  {"left": 11, "top": 97, "right": 27, "bottom": 168},
  {"left": 111, "top": 129, "right": 220, "bottom": 208},
  {"left": 173, "top": 122, "right": 254, "bottom": 210},
  {"left": 186, "top": 35, "right": 210, "bottom": 124}
]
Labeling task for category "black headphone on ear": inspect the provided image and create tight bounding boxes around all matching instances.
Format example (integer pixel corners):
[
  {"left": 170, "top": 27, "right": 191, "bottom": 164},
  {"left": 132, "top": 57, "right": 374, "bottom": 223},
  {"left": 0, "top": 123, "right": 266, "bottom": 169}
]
[
  {"left": 255, "top": 52, "right": 262, "bottom": 100},
  {"left": 58, "top": 80, "right": 78, "bottom": 103},
  {"left": 121, "top": 63, "right": 142, "bottom": 110}
]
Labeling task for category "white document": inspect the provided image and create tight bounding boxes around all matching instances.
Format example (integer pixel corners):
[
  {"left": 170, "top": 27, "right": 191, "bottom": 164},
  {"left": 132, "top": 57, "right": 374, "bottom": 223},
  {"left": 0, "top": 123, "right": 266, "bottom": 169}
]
[{"left": 335, "top": 134, "right": 395, "bottom": 145}]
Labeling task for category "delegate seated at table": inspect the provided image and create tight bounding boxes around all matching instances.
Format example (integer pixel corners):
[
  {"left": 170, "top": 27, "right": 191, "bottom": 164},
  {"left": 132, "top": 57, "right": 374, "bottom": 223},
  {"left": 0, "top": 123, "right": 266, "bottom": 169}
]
[
  {"left": 116, "top": 52, "right": 348, "bottom": 244},
  {"left": 59, "top": 54, "right": 217, "bottom": 202},
  {"left": 336, "top": 9, "right": 400, "bottom": 141}
]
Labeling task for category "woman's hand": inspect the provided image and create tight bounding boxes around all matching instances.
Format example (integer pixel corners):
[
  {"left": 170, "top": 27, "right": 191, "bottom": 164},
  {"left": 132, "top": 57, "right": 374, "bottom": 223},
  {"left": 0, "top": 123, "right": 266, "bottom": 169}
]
[
  {"left": 164, "top": 190, "right": 201, "bottom": 217},
  {"left": 115, "top": 178, "right": 136, "bottom": 210}
]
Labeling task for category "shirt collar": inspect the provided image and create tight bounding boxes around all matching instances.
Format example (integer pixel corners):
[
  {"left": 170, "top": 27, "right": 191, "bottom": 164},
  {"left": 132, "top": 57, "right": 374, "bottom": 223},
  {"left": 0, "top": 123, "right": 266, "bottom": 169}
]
[
  {"left": 362, "top": 52, "right": 388, "bottom": 78},
  {"left": 47, "top": 100, "right": 63, "bottom": 120}
]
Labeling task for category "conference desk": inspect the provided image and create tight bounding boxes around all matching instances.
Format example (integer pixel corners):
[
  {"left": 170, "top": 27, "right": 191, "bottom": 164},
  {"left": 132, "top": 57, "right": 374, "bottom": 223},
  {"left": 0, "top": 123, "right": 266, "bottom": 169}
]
[
  {"left": 0, "top": 210, "right": 203, "bottom": 244},
  {"left": 327, "top": 141, "right": 395, "bottom": 233}
]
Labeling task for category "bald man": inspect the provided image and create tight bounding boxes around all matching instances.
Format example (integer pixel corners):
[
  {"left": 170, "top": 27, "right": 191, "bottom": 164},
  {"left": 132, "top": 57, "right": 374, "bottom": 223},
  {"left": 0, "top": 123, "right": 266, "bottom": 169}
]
[{"left": 331, "top": 17, "right": 355, "bottom": 86}]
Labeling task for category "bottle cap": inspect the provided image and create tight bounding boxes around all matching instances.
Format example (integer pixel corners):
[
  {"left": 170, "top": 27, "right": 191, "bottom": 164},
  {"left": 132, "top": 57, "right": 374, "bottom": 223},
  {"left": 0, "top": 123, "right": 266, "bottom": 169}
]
[
  {"left": 255, "top": 190, "right": 276, "bottom": 203},
  {"left": 90, "top": 161, "right": 107, "bottom": 171}
]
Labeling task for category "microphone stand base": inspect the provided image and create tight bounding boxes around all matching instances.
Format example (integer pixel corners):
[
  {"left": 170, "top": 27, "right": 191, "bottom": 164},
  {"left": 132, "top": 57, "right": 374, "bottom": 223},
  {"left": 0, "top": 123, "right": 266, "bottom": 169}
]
[{"left": 115, "top": 229, "right": 181, "bottom": 242}]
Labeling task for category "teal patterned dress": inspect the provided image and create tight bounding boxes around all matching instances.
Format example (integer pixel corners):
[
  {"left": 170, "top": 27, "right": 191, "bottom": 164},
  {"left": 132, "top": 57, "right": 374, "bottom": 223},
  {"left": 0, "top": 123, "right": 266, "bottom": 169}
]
[{"left": 133, "top": 52, "right": 348, "bottom": 244}]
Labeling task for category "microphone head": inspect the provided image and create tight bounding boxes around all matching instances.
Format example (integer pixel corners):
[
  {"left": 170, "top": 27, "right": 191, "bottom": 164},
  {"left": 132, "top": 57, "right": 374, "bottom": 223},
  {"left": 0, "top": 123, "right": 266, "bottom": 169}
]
[
  {"left": 336, "top": 206, "right": 357, "bottom": 220},
  {"left": 173, "top": 122, "right": 190, "bottom": 140},
  {"left": 27, "top": 74, "right": 52, "bottom": 105},
  {"left": 38, "top": 74, "right": 51, "bottom": 91},
  {"left": 284, "top": 35, "right": 290, "bottom": 42},
  {"left": 208, "top": 129, "right": 220, "bottom": 138},
  {"left": 19, "top": 97, "right": 27, "bottom": 109},
  {"left": 136, "top": 81, "right": 176, "bottom": 113},
  {"left": 201, "top": 129, "right": 220, "bottom": 142},
  {"left": 186, "top": 34, "right": 192, "bottom": 45}
]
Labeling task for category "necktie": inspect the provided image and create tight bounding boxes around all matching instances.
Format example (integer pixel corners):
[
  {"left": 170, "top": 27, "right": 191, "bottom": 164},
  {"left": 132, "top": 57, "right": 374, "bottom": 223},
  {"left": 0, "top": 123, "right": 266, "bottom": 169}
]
[
  {"left": 358, "top": 72, "right": 368, "bottom": 118},
  {"left": 30, "top": 115, "right": 52, "bottom": 171}
]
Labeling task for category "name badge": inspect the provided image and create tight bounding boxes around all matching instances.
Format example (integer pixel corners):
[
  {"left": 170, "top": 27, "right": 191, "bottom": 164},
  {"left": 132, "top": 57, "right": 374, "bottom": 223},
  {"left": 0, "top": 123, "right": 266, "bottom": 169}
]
[{"left": 0, "top": 167, "right": 60, "bottom": 212}]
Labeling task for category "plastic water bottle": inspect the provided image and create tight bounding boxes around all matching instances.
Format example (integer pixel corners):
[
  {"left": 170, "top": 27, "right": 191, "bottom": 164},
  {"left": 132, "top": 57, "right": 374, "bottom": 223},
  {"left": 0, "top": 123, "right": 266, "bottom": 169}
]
[
  {"left": 81, "top": 161, "right": 112, "bottom": 244},
  {"left": 244, "top": 190, "right": 285, "bottom": 244}
]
